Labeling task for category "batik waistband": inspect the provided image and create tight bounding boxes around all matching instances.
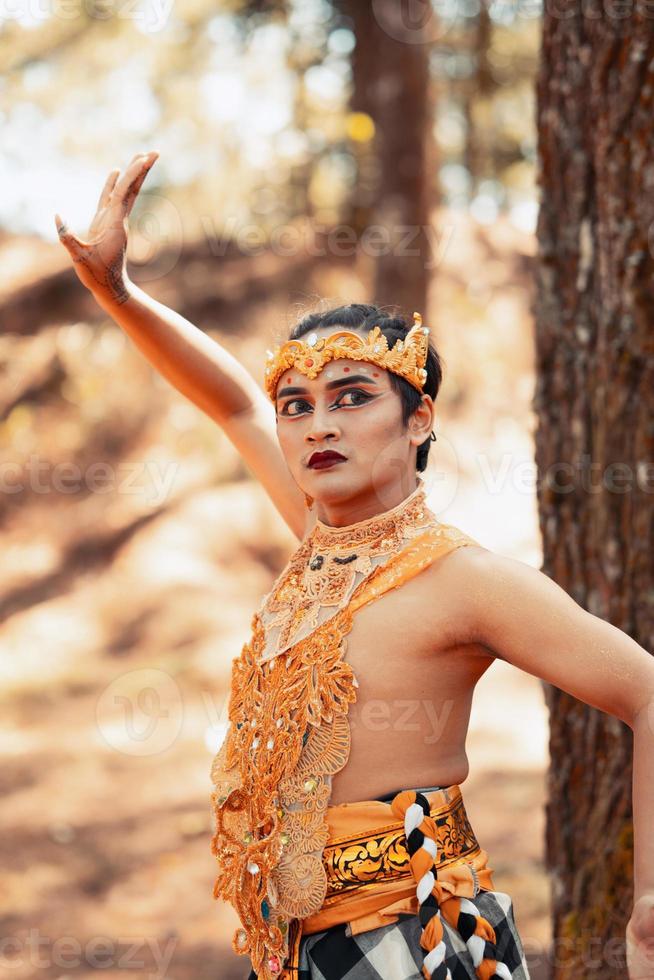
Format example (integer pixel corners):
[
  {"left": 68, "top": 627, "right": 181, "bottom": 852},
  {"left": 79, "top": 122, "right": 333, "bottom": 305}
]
[{"left": 279, "top": 784, "right": 496, "bottom": 978}]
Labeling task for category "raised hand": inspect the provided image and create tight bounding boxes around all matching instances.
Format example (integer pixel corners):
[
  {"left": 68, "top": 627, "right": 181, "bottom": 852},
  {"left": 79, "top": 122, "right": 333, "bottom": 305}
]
[{"left": 55, "top": 151, "right": 159, "bottom": 305}]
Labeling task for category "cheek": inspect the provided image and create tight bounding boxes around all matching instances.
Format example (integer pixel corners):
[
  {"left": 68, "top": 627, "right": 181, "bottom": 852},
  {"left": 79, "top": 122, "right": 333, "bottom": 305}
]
[
  {"left": 354, "top": 401, "right": 404, "bottom": 443},
  {"left": 275, "top": 422, "right": 302, "bottom": 462}
]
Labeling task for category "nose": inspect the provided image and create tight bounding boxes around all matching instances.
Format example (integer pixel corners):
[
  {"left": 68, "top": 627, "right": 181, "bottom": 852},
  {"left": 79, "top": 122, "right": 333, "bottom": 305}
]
[{"left": 304, "top": 402, "right": 340, "bottom": 445}]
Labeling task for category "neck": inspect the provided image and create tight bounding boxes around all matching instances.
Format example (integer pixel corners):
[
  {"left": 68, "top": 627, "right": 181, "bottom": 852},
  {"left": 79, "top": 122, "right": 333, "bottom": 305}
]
[{"left": 313, "top": 475, "right": 422, "bottom": 529}]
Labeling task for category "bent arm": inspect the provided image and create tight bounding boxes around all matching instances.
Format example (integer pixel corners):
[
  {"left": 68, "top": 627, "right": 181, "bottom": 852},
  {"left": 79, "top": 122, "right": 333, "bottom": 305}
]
[
  {"left": 459, "top": 548, "right": 654, "bottom": 903},
  {"left": 93, "top": 283, "right": 308, "bottom": 540},
  {"left": 56, "top": 152, "right": 308, "bottom": 541},
  {"left": 460, "top": 548, "right": 654, "bottom": 727}
]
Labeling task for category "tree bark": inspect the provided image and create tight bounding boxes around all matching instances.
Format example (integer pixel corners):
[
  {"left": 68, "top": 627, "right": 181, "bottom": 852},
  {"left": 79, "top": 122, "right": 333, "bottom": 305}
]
[
  {"left": 534, "top": 17, "right": 654, "bottom": 979},
  {"left": 463, "top": 0, "right": 493, "bottom": 195},
  {"left": 339, "top": 0, "right": 436, "bottom": 315}
]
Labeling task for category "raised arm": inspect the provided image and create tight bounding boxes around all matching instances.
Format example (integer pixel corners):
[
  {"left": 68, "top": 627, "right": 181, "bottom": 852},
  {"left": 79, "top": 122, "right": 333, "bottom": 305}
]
[{"left": 55, "top": 152, "right": 308, "bottom": 541}]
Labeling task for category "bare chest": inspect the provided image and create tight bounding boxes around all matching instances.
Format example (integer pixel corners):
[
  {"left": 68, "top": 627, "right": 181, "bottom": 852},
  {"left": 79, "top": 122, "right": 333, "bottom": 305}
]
[
  {"left": 343, "top": 557, "right": 472, "bottom": 681},
  {"left": 328, "top": 555, "right": 493, "bottom": 803}
]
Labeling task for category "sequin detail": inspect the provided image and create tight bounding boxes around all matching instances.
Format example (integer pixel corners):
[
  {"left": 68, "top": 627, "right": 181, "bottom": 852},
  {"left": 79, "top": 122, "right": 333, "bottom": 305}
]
[
  {"left": 257, "top": 481, "right": 435, "bottom": 662},
  {"left": 209, "top": 488, "right": 480, "bottom": 980}
]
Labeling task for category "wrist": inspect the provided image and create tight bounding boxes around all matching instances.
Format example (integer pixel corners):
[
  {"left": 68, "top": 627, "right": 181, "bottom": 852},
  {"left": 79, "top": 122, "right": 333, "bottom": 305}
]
[
  {"left": 633, "top": 887, "right": 654, "bottom": 908},
  {"left": 92, "top": 275, "right": 135, "bottom": 310}
]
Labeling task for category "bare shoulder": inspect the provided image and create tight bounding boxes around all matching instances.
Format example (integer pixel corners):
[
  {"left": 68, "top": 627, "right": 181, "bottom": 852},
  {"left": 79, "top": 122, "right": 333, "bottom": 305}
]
[
  {"left": 424, "top": 535, "right": 654, "bottom": 727},
  {"left": 427, "top": 541, "right": 497, "bottom": 583},
  {"left": 420, "top": 541, "right": 548, "bottom": 649},
  {"left": 431, "top": 542, "right": 582, "bottom": 658},
  {"left": 433, "top": 540, "right": 531, "bottom": 584},
  {"left": 429, "top": 542, "right": 544, "bottom": 611},
  {"left": 416, "top": 542, "right": 500, "bottom": 651}
]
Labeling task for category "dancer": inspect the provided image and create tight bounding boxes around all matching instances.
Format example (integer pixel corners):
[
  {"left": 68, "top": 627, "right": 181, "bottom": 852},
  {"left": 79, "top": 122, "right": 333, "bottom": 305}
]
[{"left": 56, "top": 153, "right": 654, "bottom": 980}]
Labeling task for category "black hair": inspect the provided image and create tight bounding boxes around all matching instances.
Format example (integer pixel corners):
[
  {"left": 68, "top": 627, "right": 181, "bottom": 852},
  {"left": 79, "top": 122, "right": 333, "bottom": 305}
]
[{"left": 287, "top": 303, "right": 442, "bottom": 473}]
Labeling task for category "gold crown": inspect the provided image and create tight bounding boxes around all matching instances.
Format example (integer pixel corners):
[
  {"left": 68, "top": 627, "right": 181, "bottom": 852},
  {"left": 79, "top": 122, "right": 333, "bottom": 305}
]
[{"left": 264, "top": 311, "right": 430, "bottom": 401}]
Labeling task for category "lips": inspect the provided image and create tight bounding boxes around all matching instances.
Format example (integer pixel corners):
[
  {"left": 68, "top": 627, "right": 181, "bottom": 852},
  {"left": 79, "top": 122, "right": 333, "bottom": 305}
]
[{"left": 308, "top": 451, "right": 346, "bottom": 469}]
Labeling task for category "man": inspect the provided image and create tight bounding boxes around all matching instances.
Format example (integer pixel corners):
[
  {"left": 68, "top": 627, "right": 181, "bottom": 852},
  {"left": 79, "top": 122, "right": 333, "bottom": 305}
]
[
  {"left": 210, "top": 309, "right": 654, "bottom": 980},
  {"left": 56, "top": 153, "right": 654, "bottom": 980}
]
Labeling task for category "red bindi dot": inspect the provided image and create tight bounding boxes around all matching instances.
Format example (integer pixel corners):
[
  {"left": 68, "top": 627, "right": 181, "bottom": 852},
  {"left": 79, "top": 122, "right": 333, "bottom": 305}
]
[
  {"left": 343, "top": 367, "right": 350, "bottom": 372},
  {"left": 372, "top": 372, "right": 379, "bottom": 377},
  {"left": 286, "top": 377, "right": 292, "bottom": 383}
]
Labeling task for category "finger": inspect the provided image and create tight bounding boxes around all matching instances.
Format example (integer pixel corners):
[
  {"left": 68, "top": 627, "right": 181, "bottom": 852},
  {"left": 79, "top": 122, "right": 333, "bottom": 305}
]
[
  {"left": 120, "top": 153, "right": 158, "bottom": 218},
  {"left": 96, "top": 168, "right": 120, "bottom": 213},
  {"left": 55, "top": 214, "right": 86, "bottom": 257},
  {"left": 110, "top": 152, "right": 151, "bottom": 207}
]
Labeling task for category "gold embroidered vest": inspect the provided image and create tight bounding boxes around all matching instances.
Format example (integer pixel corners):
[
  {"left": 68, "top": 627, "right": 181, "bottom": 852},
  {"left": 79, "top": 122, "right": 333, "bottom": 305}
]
[{"left": 209, "top": 480, "right": 480, "bottom": 979}]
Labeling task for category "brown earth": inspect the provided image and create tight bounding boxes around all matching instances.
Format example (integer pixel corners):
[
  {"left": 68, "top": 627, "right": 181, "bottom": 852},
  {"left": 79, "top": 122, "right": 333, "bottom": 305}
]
[{"left": 0, "top": 209, "right": 551, "bottom": 978}]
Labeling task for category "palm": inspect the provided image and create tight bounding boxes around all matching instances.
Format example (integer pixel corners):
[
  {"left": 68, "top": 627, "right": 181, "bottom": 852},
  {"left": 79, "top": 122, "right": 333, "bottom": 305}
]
[{"left": 55, "top": 151, "right": 158, "bottom": 298}]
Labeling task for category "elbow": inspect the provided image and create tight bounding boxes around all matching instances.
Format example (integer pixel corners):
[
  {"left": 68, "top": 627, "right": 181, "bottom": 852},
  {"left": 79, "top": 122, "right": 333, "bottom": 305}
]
[{"left": 629, "top": 692, "right": 654, "bottom": 732}]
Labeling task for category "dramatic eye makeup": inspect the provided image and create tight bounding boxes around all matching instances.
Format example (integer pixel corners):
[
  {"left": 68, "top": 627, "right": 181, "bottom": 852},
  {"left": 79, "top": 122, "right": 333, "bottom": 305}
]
[
  {"left": 276, "top": 373, "right": 379, "bottom": 400},
  {"left": 276, "top": 373, "right": 380, "bottom": 416}
]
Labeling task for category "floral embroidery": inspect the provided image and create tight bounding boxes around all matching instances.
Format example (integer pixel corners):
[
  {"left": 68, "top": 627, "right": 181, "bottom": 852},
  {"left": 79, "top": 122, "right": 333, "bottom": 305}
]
[
  {"left": 209, "top": 486, "right": 480, "bottom": 980},
  {"left": 258, "top": 480, "right": 434, "bottom": 662}
]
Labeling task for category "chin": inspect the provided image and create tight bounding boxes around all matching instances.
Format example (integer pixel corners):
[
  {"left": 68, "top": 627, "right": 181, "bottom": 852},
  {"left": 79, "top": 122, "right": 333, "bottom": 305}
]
[{"left": 309, "top": 469, "right": 367, "bottom": 499}]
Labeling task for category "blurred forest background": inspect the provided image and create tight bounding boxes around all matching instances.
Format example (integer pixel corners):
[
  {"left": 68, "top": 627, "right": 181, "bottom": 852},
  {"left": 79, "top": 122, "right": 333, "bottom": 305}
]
[{"left": 0, "top": 1, "right": 550, "bottom": 977}]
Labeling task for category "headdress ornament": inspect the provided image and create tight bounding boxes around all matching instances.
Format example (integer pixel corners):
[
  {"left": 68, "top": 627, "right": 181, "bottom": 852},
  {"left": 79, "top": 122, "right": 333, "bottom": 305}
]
[{"left": 264, "top": 311, "right": 430, "bottom": 401}]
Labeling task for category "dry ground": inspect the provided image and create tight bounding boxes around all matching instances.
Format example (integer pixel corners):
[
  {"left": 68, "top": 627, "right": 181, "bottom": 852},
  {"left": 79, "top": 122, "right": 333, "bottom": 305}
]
[{"left": 0, "top": 210, "right": 551, "bottom": 978}]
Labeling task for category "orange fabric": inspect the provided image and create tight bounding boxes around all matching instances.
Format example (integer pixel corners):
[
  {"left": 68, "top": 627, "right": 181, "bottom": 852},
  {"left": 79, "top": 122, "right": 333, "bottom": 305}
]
[
  {"left": 211, "top": 514, "right": 481, "bottom": 979},
  {"left": 300, "top": 786, "right": 495, "bottom": 936},
  {"left": 279, "top": 784, "right": 496, "bottom": 978},
  {"left": 303, "top": 849, "right": 494, "bottom": 936},
  {"left": 346, "top": 527, "right": 476, "bottom": 616}
]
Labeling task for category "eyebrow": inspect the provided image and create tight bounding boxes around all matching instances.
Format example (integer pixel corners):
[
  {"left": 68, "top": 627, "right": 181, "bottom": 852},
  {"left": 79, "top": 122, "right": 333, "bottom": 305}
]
[{"left": 276, "top": 373, "right": 380, "bottom": 400}]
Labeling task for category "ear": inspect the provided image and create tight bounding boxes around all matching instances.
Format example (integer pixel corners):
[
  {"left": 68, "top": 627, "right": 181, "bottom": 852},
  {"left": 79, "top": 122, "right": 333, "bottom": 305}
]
[{"left": 408, "top": 395, "right": 434, "bottom": 446}]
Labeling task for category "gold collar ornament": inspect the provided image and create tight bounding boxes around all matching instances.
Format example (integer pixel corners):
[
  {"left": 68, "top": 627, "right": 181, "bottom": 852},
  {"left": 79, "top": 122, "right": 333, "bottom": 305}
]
[
  {"left": 209, "top": 479, "right": 482, "bottom": 980},
  {"left": 257, "top": 480, "right": 434, "bottom": 662},
  {"left": 264, "top": 311, "right": 430, "bottom": 401}
]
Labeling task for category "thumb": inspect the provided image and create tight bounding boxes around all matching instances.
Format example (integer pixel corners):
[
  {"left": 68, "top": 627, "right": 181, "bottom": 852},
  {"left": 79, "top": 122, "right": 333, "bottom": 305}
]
[{"left": 55, "top": 213, "right": 82, "bottom": 258}]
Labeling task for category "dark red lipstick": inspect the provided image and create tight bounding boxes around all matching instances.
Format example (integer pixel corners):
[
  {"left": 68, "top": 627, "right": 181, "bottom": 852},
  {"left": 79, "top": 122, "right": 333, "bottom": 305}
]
[{"left": 308, "top": 451, "right": 347, "bottom": 470}]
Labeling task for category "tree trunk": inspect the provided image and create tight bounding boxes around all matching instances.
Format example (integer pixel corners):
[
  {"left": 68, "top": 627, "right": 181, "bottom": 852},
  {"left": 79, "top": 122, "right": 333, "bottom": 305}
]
[
  {"left": 534, "top": 19, "right": 654, "bottom": 979},
  {"left": 339, "top": 0, "right": 435, "bottom": 315},
  {"left": 463, "top": 0, "right": 493, "bottom": 195}
]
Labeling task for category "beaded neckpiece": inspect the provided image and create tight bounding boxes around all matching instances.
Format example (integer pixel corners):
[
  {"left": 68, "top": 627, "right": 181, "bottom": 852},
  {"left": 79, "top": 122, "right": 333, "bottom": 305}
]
[
  {"left": 209, "top": 481, "right": 480, "bottom": 979},
  {"left": 257, "top": 479, "right": 434, "bottom": 663}
]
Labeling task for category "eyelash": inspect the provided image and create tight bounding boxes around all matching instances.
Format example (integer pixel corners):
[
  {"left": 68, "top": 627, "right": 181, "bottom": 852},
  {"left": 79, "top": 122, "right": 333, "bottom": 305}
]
[{"left": 279, "top": 388, "right": 373, "bottom": 417}]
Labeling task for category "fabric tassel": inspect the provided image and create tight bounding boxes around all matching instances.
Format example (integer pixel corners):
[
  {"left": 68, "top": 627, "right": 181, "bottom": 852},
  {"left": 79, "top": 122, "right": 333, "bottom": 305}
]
[{"left": 391, "top": 791, "right": 512, "bottom": 980}]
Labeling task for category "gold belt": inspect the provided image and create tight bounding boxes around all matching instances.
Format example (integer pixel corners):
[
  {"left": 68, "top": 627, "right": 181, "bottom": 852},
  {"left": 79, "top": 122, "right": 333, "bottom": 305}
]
[{"left": 280, "top": 784, "right": 496, "bottom": 977}]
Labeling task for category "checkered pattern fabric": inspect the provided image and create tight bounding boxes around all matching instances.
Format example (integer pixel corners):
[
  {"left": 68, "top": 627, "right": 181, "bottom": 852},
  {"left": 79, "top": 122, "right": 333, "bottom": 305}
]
[{"left": 246, "top": 888, "right": 531, "bottom": 979}]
